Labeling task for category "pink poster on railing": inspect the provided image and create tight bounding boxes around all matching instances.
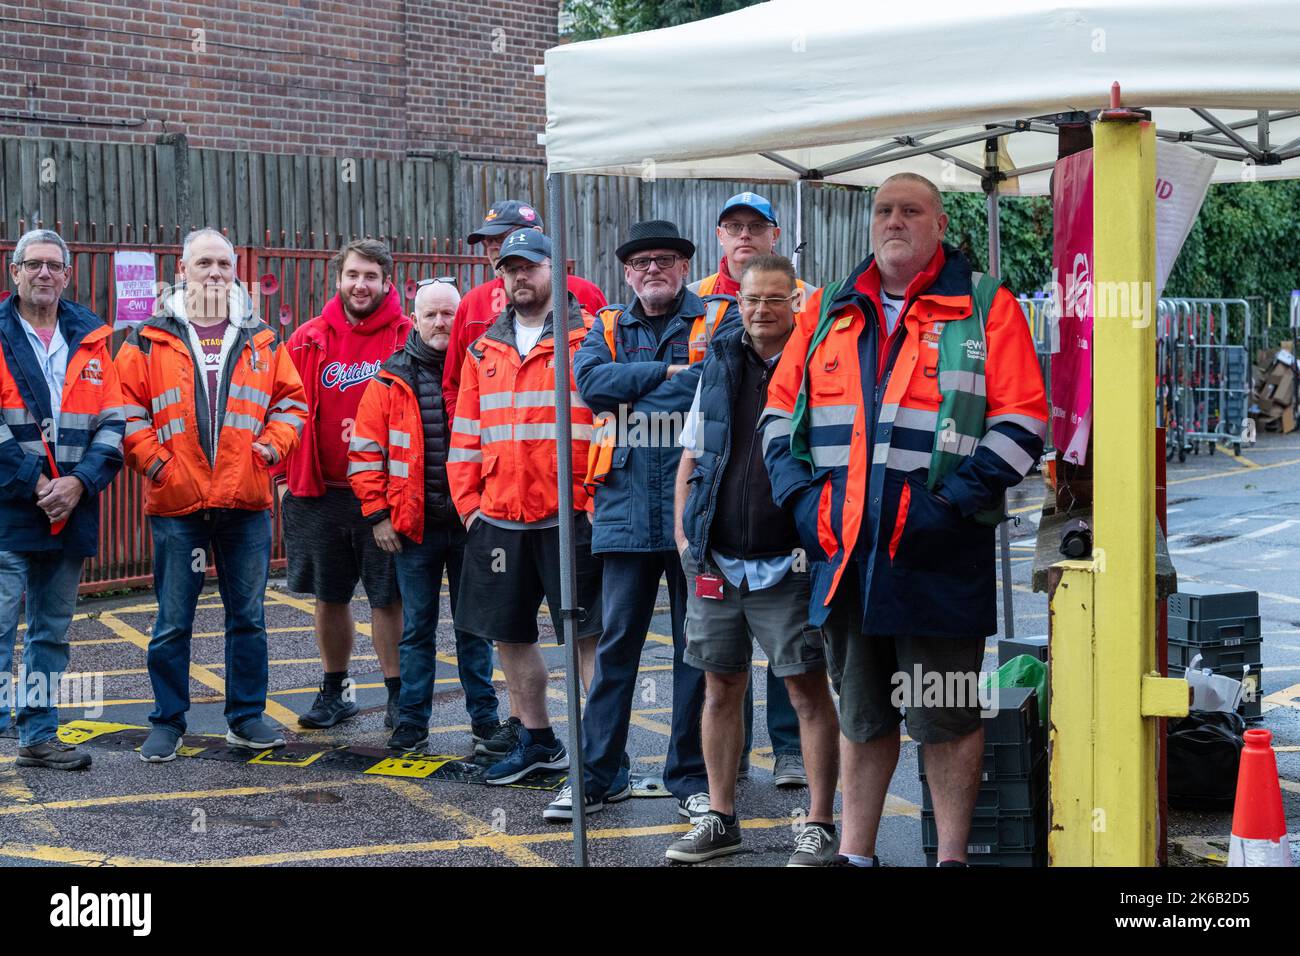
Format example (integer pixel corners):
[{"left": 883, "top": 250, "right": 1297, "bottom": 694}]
[
  {"left": 114, "top": 251, "right": 157, "bottom": 329},
  {"left": 1050, "top": 150, "right": 1093, "bottom": 465}
]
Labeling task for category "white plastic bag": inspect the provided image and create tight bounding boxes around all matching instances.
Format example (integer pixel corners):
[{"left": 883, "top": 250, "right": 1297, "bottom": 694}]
[{"left": 1184, "top": 653, "right": 1244, "bottom": 713}]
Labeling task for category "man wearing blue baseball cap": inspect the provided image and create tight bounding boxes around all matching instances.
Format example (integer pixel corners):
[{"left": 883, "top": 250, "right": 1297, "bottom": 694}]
[{"left": 691, "top": 191, "right": 817, "bottom": 790}]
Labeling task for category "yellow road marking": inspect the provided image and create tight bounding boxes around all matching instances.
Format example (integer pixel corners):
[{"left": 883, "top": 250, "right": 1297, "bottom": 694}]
[
  {"left": 1168, "top": 456, "right": 1300, "bottom": 486},
  {"left": 0, "top": 777, "right": 384, "bottom": 817},
  {"left": 0, "top": 843, "right": 169, "bottom": 866},
  {"left": 381, "top": 779, "right": 554, "bottom": 867},
  {"left": 100, "top": 612, "right": 300, "bottom": 729}
]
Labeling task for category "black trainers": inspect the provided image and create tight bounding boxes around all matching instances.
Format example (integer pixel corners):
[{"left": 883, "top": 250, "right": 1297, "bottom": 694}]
[
  {"left": 17, "top": 739, "right": 91, "bottom": 771},
  {"left": 298, "top": 684, "right": 359, "bottom": 728},
  {"left": 388, "top": 723, "right": 430, "bottom": 753},
  {"left": 474, "top": 716, "right": 521, "bottom": 757},
  {"left": 665, "top": 811, "right": 742, "bottom": 863}
]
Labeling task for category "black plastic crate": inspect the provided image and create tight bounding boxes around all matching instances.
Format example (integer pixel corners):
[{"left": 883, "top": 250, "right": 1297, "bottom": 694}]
[
  {"left": 1168, "top": 584, "right": 1259, "bottom": 622},
  {"left": 924, "top": 847, "right": 1047, "bottom": 867},
  {"left": 983, "top": 686, "right": 1040, "bottom": 744},
  {"left": 921, "top": 808, "right": 1047, "bottom": 855},
  {"left": 1168, "top": 614, "right": 1261, "bottom": 646},
  {"left": 921, "top": 755, "right": 1048, "bottom": 814},
  {"left": 1169, "top": 662, "right": 1263, "bottom": 721},
  {"left": 997, "top": 635, "right": 1049, "bottom": 666},
  {"left": 1168, "top": 635, "right": 1261, "bottom": 670},
  {"left": 918, "top": 687, "right": 1047, "bottom": 780}
]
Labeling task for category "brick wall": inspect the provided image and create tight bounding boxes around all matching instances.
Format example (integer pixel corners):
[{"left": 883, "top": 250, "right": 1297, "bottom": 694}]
[{"left": 0, "top": 0, "right": 556, "bottom": 161}]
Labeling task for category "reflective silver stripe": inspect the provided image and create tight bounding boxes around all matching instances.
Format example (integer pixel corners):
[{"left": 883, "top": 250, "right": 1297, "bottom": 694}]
[
  {"left": 514, "top": 390, "right": 555, "bottom": 408},
  {"left": 146, "top": 457, "right": 166, "bottom": 480},
  {"left": 19, "top": 439, "right": 45, "bottom": 455},
  {"left": 480, "top": 393, "right": 513, "bottom": 411},
  {"left": 872, "top": 443, "right": 889, "bottom": 465},
  {"left": 125, "top": 419, "right": 152, "bottom": 437},
  {"left": 121, "top": 404, "right": 150, "bottom": 419},
  {"left": 453, "top": 418, "right": 480, "bottom": 436},
  {"left": 269, "top": 412, "right": 304, "bottom": 434},
  {"left": 877, "top": 402, "right": 899, "bottom": 425},
  {"left": 893, "top": 407, "right": 938, "bottom": 432},
  {"left": 55, "top": 444, "right": 86, "bottom": 463},
  {"left": 570, "top": 391, "right": 589, "bottom": 411},
  {"left": 761, "top": 405, "right": 793, "bottom": 422},
  {"left": 937, "top": 430, "right": 981, "bottom": 456},
  {"left": 388, "top": 460, "right": 410, "bottom": 478},
  {"left": 809, "top": 404, "right": 857, "bottom": 427},
  {"left": 60, "top": 412, "right": 95, "bottom": 430},
  {"left": 229, "top": 383, "right": 272, "bottom": 408},
  {"left": 571, "top": 423, "right": 593, "bottom": 442},
  {"left": 886, "top": 447, "right": 931, "bottom": 472},
  {"left": 2, "top": 407, "right": 37, "bottom": 426},
  {"left": 350, "top": 437, "right": 384, "bottom": 454},
  {"left": 388, "top": 429, "right": 411, "bottom": 449},
  {"left": 761, "top": 417, "right": 792, "bottom": 456},
  {"left": 515, "top": 423, "right": 557, "bottom": 441},
  {"left": 481, "top": 424, "right": 512, "bottom": 444},
  {"left": 151, "top": 387, "right": 182, "bottom": 415},
  {"left": 90, "top": 430, "right": 124, "bottom": 451},
  {"left": 155, "top": 417, "right": 185, "bottom": 444},
  {"left": 272, "top": 397, "right": 308, "bottom": 413},
  {"left": 222, "top": 412, "right": 263, "bottom": 434},
  {"left": 986, "top": 413, "right": 1048, "bottom": 441},
  {"left": 811, "top": 444, "right": 851, "bottom": 467},
  {"left": 938, "top": 370, "right": 986, "bottom": 396},
  {"left": 447, "top": 448, "right": 483, "bottom": 463},
  {"left": 980, "top": 429, "right": 1036, "bottom": 475},
  {"left": 93, "top": 406, "right": 129, "bottom": 426},
  {"left": 347, "top": 459, "right": 383, "bottom": 475}
]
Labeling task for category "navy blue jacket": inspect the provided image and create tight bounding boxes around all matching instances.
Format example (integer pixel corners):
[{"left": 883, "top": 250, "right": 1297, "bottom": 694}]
[
  {"left": 0, "top": 296, "right": 125, "bottom": 557},
  {"left": 573, "top": 289, "right": 739, "bottom": 553}
]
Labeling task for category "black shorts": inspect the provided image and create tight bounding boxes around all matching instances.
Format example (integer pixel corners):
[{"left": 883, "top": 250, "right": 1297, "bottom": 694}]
[
  {"left": 282, "top": 487, "right": 399, "bottom": 608},
  {"left": 455, "top": 515, "right": 602, "bottom": 645}
]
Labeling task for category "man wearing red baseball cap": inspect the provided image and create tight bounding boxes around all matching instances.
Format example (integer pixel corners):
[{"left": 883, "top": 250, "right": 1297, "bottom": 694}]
[{"left": 442, "top": 199, "right": 607, "bottom": 421}]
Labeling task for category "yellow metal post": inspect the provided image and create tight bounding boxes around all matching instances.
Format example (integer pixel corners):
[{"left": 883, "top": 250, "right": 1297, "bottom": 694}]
[{"left": 1049, "top": 116, "right": 1187, "bottom": 866}]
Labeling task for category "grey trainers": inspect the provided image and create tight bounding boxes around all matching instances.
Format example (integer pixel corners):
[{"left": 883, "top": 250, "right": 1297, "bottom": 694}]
[
  {"left": 226, "top": 718, "right": 286, "bottom": 749},
  {"left": 677, "top": 791, "right": 711, "bottom": 821},
  {"left": 787, "top": 822, "right": 838, "bottom": 866},
  {"left": 16, "top": 739, "right": 91, "bottom": 770},
  {"left": 665, "top": 811, "right": 743, "bottom": 863},
  {"left": 139, "top": 726, "right": 182, "bottom": 763},
  {"left": 773, "top": 753, "right": 808, "bottom": 788}
]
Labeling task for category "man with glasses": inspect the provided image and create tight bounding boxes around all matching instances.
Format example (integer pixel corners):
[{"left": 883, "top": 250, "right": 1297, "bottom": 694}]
[
  {"left": 1, "top": 229, "right": 125, "bottom": 769},
  {"left": 442, "top": 200, "right": 606, "bottom": 425},
  {"left": 667, "top": 254, "right": 840, "bottom": 864},
  {"left": 544, "top": 220, "right": 739, "bottom": 823},
  {"left": 692, "top": 191, "right": 817, "bottom": 790}
]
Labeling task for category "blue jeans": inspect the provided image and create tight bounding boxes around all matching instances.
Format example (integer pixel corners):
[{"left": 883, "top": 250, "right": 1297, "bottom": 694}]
[
  {"left": 745, "top": 668, "right": 802, "bottom": 758},
  {"left": 581, "top": 551, "right": 707, "bottom": 801},
  {"left": 0, "top": 550, "right": 84, "bottom": 746},
  {"left": 393, "top": 524, "right": 498, "bottom": 730},
  {"left": 148, "top": 509, "right": 272, "bottom": 733}
]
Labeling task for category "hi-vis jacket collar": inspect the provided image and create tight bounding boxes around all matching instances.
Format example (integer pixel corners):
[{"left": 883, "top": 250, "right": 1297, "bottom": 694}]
[{"left": 829, "top": 243, "right": 975, "bottom": 319}]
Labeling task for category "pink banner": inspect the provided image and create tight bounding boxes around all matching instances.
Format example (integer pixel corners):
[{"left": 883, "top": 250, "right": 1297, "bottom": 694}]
[
  {"left": 114, "top": 251, "right": 157, "bottom": 329},
  {"left": 1050, "top": 150, "right": 1093, "bottom": 465}
]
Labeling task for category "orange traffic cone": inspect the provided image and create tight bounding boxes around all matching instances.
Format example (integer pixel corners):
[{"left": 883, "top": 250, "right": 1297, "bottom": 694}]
[{"left": 1228, "top": 729, "right": 1293, "bottom": 867}]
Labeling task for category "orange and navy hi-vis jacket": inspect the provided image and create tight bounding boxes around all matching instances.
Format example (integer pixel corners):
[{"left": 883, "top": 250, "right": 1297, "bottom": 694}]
[
  {"left": 447, "top": 295, "right": 595, "bottom": 523},
  {"left": 115, "top": 289, "right": 308, "bottom": 517},
  {"left": 760, "top": 244, "right": 1047, "bottom": 638},
  {"left": 0, "top": 297, "right": 125, "bottom": 557}
]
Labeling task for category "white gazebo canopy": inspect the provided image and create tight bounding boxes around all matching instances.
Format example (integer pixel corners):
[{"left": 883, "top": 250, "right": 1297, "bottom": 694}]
[{"left": 543, "top": 0, "right": 1300, "bottom": 194}]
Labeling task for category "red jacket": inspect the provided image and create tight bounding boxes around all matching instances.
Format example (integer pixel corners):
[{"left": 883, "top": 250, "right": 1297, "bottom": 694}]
[
  {"left": 272, "top": 285, "right": 411, "bottom": 497},
  {"left": 443, "top": 273, "right": 606, "bottom": 422}
]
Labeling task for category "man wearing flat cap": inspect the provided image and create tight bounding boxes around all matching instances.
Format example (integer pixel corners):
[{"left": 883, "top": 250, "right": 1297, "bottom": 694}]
[{"left": 543, "top": 220, "right": 739, "bottom": 824}]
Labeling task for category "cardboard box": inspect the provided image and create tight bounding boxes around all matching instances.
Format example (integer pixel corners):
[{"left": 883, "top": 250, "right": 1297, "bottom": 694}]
[{"left": 1284, "top": 407, "right": 1297, "bottom": 434}]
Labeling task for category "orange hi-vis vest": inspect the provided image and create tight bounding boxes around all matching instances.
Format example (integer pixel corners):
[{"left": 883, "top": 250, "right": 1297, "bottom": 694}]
[{"left": 582, "top": 297, "right": 730, "bottom": 493}]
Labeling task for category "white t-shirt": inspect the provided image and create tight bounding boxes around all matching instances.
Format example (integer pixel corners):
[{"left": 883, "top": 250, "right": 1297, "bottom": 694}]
[
  {"left": 514, "top": 318, "right": 545, "bottom": 357},
  {"left": 881, "top": 291, "right": 905, "bottom": 335}
]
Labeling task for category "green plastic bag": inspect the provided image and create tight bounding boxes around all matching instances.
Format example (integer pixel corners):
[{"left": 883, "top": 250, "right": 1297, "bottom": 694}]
[{"left": 985, "top": 655, "right": 1048, "bottom": 725}]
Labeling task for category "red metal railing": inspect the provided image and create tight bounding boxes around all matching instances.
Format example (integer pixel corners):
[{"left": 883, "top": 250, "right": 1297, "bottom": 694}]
[{"left": 2, "top": 221, "right": 543, "bottom": 594}]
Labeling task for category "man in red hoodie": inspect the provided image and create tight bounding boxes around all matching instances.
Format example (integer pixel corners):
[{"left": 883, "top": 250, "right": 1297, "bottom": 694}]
[
  {"left": 275, "top": 239, "right": 412, "bottom": 730},
  {"left": 442, "top": 199, "right": 606, "bottom": 421}
]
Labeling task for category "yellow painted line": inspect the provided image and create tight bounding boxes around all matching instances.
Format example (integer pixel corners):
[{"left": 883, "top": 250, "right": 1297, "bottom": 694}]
[
  {"left": 266, "top": 589, "right": 378, "bottom": 636},
  {"left": 381, "top": 779, "right": 554, "bottom": 867},
  {"left": 1168, "top": 456, "right": 1300, "bottom": 486},
  {"left": 0, "top": 777, "right": 385, "bottom": 817},
  {"left": 0, "top": 769, "right": 61, "bottom": 836},
  {"left": 1009, "top": 498, "right": 1046, "bottom": 516},
  {"left": 194, "top": 626, "right": 316, "bottom": 639},
  {"left": 100, "top": 612, "right": 300, "bottom": 729},
  {"left": 1274, "top": 745, "right": 1300, "bottom": 753},
  {"left": 1281, "top": 779, "right": 1300, "bottom": 796},
  {"left": 15, "top": 636, "right": 131, "bottom": 650},
  {"left": 1263, "top": 682, "right": 1300, "bottom": 711},
  {"left": 0, "top": 843, "right": 170, "bottom": 867},
  {"left": 1225, "top": 451, "right": 1260, "bottom": 468}
]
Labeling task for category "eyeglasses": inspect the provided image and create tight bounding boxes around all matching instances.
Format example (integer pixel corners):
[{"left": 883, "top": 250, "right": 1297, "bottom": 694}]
[
  {"left": 720, "top": 222, "right": 774, "bottom": 237},
  {"left": 416, "top": 277, "right": 458, "bottom": 288},
  {"left": 16, "top": 259, "right": 68, "bottom": 276},
  {"left": 738, "top": 293, "right": 799, "bottom": 308},
  {"left": 626, "top": 254, "right": 682, "bottom": 273}
]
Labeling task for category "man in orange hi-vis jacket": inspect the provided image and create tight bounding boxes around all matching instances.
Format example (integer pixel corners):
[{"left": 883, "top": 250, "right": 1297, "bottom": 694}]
[
  {"left": 446, "top": 229, "right": 603, "bottom": 787},
  {"left": 760, "top": 174, "right": 1047, "bottom": 867}
]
